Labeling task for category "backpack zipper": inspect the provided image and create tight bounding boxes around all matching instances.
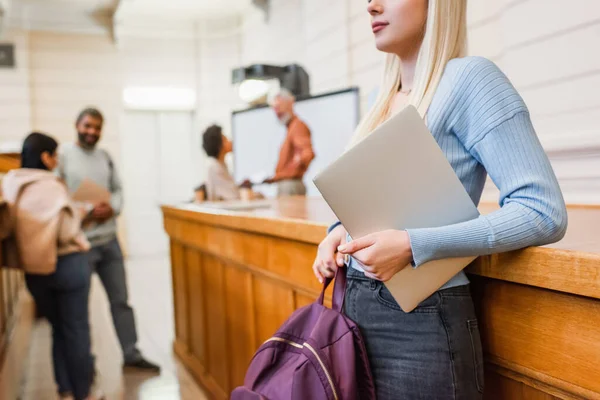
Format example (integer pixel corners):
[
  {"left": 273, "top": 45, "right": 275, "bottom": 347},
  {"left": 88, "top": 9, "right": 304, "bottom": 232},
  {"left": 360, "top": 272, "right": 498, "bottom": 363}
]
[
  {"left": 265, "top": 337, "right": 303, "bottom": 349},
  {"left": 264, "top": 337, "right": 339, "bottom": 400}
]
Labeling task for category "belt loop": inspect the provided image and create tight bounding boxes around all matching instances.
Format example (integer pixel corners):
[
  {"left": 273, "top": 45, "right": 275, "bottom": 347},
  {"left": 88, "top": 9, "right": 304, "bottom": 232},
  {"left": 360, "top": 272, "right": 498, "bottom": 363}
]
[{"left": 369, "top": 279, "right": 377, "bottom": 291}]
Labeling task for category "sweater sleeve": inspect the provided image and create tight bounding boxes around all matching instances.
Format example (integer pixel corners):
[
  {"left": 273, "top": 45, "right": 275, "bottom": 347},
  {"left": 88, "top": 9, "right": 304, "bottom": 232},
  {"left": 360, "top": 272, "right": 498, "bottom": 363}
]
[
  {"left": 406, "top": 58, "right": 568, "bottom": 266},
  {"left": 213, "top": 163, "right": 241, "bottom": 201},
  {"left": 328, "top": 221, "right": 342, "bottom": 234}
]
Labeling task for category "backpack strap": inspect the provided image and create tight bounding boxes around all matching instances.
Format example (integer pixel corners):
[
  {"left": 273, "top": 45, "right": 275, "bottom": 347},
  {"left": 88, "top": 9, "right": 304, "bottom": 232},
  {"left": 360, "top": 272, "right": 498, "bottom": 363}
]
[{"left": 317, "top": 267, "right": 347, "bottom": 312}]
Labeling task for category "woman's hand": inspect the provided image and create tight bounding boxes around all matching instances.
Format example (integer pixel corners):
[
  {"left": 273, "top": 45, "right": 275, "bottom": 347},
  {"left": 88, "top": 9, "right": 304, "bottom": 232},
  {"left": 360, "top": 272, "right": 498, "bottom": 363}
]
[
  {"left": 313, "top": 224, "right": 348, "bottom": 283},
  {"left": 338, "top": 230, "right": 413, "bottom": 282}
]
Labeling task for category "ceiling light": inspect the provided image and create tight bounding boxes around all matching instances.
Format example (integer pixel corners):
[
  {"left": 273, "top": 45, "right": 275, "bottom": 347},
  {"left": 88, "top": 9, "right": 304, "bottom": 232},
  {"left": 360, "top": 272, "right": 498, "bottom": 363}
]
[
  {"left": 123, "top": 87, "right": 196, "bottom": 111},
  {"left": 238, "top": 79, "right": 270, "bottom": 104}
]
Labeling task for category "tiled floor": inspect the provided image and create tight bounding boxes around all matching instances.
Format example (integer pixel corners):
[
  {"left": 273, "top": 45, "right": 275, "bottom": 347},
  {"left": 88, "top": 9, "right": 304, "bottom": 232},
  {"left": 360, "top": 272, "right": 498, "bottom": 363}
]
[{"left": 20, "top": 255, "right": 208, "bottom": 400}]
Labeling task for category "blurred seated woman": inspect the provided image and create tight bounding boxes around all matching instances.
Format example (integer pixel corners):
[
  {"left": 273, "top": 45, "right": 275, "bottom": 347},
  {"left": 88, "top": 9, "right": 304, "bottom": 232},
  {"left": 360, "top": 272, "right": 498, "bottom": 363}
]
[
  {"left": 202, "top": 124, "right": 257, "bottom": 201},
  {"left": 1, "top": 132, "right": 98, "bottom": 400}
]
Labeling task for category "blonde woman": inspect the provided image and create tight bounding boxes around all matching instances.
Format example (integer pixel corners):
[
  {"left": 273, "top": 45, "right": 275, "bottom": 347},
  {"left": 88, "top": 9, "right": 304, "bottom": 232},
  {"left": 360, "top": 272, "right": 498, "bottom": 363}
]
[{"left": 313, "top": 1, "right": 568, "bottom": 398}]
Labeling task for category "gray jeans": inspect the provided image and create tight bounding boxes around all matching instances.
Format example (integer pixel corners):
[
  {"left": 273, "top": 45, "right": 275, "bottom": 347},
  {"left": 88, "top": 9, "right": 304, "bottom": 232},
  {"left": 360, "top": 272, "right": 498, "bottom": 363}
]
[
  {"left": 345, "top": 267, "right": 484, "bottom": 399},
  {"left": 87, "top": 238, "right": 141, "bottom": 362},
  {"left": 277, "top": 179, "right": 306, "bottom": 196}
]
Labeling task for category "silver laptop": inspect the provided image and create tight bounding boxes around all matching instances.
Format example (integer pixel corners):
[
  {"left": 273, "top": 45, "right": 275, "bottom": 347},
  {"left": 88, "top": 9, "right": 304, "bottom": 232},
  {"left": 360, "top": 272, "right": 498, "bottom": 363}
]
[{"left": 313, "top": 105, "right": 480, "bottom": 312}]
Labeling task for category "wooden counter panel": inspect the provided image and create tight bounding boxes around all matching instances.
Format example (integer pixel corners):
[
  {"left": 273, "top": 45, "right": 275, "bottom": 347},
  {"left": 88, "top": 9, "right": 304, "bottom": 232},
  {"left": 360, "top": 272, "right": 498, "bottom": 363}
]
[
  {"left": 203, "top": 255, "right": 229, "bottom": 392},
  {"left": 0, "top": 233, "right": 26, "bottom": 380},
  {"left": 253, "top": 277, "right": 295, "bottom": 346},
  {"left": 469, "top": 249, "right": 600, "bottom": 301},
  {"left": 0, "top": 272, "right": 7, "bottom": 334},
  {"left": 224, "top": 266, "right": 256, "bottom": 390},
  {"left": 167, "top": 217, "right": 269, "bottom": 272},
  {"left": 170, "top": 241, "right": 189, "bottom": 349},
  {"left": 165, "top": 215, "right": 326, "bottom": 300},
  {"left": 0, "top": 153, "right": 20, "bottom": 174},
  {"left": 295, "top": 292, "right": 317, "bottom": 309},
  {"left": 472, "top": 277, "right": 600, "bottom": 399},
  {"left": 266, "top": 237, "right": 322, "bottom": 293},
  {"left": 204, "top": 226, "right": 268, "bottom": 268},
  {"left": 485, "top": 372, "right": 560, "bottom": 400},
  {"left": 185, "top": 249, "right": 206, "bottom": 366}
]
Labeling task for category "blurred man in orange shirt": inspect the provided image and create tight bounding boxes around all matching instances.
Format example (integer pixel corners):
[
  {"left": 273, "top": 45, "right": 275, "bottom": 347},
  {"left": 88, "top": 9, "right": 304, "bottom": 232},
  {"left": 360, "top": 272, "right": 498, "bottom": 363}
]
[{"left": 264, "top": 89, "right": 315, "bottom": 196}]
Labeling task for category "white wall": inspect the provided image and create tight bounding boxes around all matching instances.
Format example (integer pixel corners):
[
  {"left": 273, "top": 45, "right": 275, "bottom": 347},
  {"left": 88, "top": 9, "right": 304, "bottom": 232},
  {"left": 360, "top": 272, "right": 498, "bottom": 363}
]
[
  {"left": 0, "top": 29, "right": 32, "bottom": 144},
  {"left": 1, "top": 28, "right": 202, "bottom": 162},
  {"left": 27, "top": 31, "right": 122, "bottom": 158},
  {"left": 116, "top": 16, "right": 245, "bottom": 181},
  {"left": 468, "top": 0, "right": 600, "bottom": 204},
  {"left": 195, "top": 19, "right": 243, "bottom": 130}
]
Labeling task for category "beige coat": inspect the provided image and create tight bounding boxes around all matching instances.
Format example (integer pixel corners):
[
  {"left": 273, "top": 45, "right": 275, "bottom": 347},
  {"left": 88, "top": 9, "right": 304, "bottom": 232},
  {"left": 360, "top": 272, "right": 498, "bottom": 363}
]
[{"left": 0, "top": 169, "right": 90, "bottom": 275}]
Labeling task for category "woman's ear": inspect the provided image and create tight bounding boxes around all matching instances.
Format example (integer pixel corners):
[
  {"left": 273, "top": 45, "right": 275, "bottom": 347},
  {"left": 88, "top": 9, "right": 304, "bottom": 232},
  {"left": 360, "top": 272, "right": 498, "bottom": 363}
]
[
  {"left": 40, "top": 151, "right": 51, "bottom": 167},
  {"left": 40, "top": 151, "right": 57, "bottom": 170}
]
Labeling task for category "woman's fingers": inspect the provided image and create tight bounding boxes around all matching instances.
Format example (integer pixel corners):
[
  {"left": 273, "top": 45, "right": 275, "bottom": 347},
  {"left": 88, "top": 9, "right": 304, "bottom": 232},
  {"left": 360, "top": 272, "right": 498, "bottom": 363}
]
[
  {"left": 338, "top": 234, "right": 375, "bottom": 255},
  {"left": 336, "top": 234, "right": 348, "bottom": 266},
  {"left": 312, "top": 260, "right": 324, "bottom": 284},
  {"left": 320, "top": 255, "right": 337, "bottom": 278},
  {"left": 314, "top": 231, "right": 347, "bottom": 283},
  {"left": 320, "top": 263, "right": 336, "bottom": 278},
  {"left": 325, "top": 258, "right": 336, "bottom": 272},
  {"left": 313, "top": 258, "right": 336, "bottom": 282}
]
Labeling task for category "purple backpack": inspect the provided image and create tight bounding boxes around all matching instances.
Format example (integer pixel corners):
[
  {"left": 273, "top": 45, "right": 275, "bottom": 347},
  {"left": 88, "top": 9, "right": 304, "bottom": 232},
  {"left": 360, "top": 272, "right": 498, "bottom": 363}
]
[{"left": 231, "top": 270, "right": 376, "bottom": 400}]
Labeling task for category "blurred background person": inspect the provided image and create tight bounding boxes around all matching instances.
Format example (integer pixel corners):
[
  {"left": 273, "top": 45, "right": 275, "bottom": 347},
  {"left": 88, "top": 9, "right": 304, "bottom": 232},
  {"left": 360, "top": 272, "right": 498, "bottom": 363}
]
[
  {"left": 202, "top": 124, "right": 254, "bottom": 201},
  {"left": 263, "top": 89, "right": 315, "bottom": 196},
  {"left": 57, "top": 108, "right": 160, "bottom": 373},
  {"left": 1, "top": 132, "right": 97, "bottom": 400},
  {"left": 193, "top": 183, "right": 207, "bottom": 203}
]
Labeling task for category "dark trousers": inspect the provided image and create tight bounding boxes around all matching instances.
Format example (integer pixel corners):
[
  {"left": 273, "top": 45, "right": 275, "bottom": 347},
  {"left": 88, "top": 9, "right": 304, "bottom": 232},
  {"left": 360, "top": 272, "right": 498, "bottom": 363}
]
[
  {"left": 51, "top": 238, "right": 141, "bottom": 394},
  {"left": 87, "top": 238, "right": 140, "bottom": 362},
  {"left": 25, "top": 252, "right": 94, "bottom": 400},
  {"left": 344, "top": 267, "right": 485, "bottom": 399}
]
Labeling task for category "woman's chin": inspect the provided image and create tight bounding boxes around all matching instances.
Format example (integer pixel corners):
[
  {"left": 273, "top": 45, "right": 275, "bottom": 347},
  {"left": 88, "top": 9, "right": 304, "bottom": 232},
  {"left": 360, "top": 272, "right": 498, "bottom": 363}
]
[{"left": 374, "top": 38, "right": 394, "bottom": 54}]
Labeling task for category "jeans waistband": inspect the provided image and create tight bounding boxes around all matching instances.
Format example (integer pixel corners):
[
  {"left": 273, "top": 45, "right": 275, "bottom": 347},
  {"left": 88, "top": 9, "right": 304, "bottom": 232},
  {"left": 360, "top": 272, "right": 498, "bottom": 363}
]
[{"left": 345, "top": 266, "right": 471, "bottom": 296}]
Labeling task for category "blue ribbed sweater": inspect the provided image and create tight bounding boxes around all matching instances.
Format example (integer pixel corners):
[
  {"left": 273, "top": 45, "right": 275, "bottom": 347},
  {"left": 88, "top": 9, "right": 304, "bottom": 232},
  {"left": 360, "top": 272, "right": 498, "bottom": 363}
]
[{"left": 333, "top": 56, "right": 568, "bottom": 289}]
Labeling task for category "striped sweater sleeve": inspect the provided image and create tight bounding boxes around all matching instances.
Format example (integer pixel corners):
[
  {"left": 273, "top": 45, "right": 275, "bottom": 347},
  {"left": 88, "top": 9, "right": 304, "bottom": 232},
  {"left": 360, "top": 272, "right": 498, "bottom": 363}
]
[{"left": 406, "top": 58, "right": 568, "bottom": 267}]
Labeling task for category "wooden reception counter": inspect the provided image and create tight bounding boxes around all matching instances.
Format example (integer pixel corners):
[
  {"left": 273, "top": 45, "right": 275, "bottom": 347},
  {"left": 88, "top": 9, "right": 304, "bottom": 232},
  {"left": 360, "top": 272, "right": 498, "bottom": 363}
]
[
  {"left": 0, "top": 155, "right": 26, "bottom": 372},
  {"left": 0, "top": 153, "right": 20, "bottom": 174},
  {"left": 162, "top": 198, "right": 600, "bottom": 400}
]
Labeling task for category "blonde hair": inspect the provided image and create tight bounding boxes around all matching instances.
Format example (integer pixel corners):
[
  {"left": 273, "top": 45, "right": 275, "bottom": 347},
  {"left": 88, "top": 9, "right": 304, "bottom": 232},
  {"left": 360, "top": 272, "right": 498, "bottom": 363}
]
[{"left": 350, "top": 0, "right": 467, "bottom": 146}]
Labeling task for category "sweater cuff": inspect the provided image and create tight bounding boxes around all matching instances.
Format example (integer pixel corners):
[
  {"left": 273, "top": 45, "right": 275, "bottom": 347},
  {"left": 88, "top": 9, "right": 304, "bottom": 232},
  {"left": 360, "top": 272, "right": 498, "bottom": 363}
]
[
  {"left": 405, "top": 229, "right": 433, "bottom": 267},
  {"left": 406, "top": 219, "right": 491, "bottom": 267},
  {"left": 327, "top": 221, "right": 342, "bottom": 234},
  {"left": 406, "top": 227, "right": 464, "bottom": 268}
]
